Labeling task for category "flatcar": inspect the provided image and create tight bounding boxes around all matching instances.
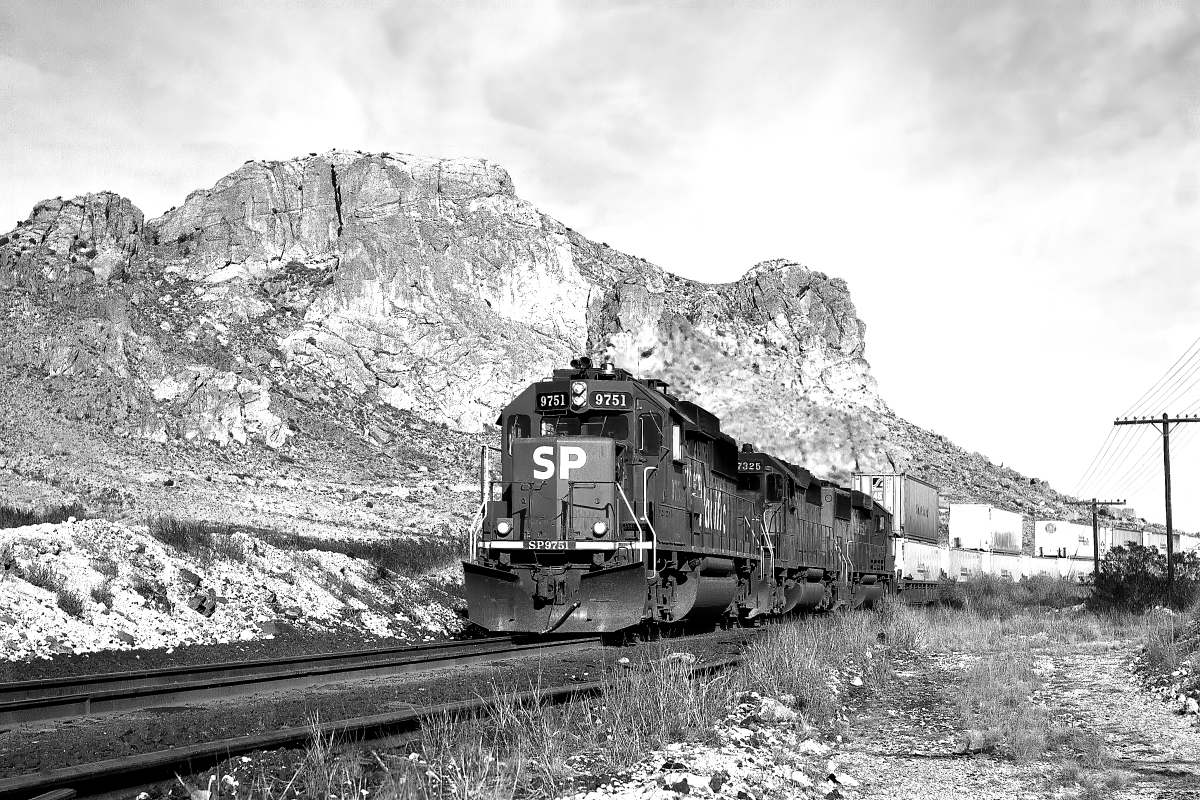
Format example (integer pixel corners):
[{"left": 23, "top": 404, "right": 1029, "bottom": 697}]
[{"left": 462, "top": 357, "right": 894, "bottom": 635}]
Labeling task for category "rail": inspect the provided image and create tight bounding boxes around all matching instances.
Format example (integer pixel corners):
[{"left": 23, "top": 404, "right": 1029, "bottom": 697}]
[
  {"left": 0, "top": 647, "right": 746, "bottom": 800},
  {"left": 0, "top": 636, "right": 600, "bottom": 727}
]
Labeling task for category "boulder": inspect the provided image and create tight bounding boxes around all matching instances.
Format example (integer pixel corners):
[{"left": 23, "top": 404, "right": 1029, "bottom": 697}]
[
  {"left": 178, "top": 568, "right": 202, "bottom": 588},
  {"left": 756, "top": 697, "right": 798, "bottom": 723},
  {"left": 186, "top": 590, "right": 219, "bottom": 617}
]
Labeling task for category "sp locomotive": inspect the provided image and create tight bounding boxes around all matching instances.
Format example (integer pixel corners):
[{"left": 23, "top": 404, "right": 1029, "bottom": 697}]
[{"left": 462, "top": 357, "right": 894, "bottom": 635}]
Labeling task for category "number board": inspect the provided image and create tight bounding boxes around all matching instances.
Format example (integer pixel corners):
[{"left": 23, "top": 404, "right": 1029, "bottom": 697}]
[
  {"left": 737, "top": 457, "right": 764, "bottom": 473},
  {"left": 590, "top": 391, "right": 631, "bottom": 410},
  {"left": 536, "top": 391, "right": 569, "bottom": 413}
]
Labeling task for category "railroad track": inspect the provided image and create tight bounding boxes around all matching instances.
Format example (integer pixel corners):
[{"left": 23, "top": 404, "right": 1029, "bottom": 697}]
[
  {"left": 0, "top": 651, "right": 742, "bottom": 800},
  {"left": 0, "top": 634, "right": 601, "bottom": 727}
]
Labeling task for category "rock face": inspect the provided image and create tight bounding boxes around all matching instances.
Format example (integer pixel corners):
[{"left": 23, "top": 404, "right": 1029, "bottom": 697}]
[
  {"left": 0, "top": 149, "right": 1082, "bottom": 518},
  {"left": 129, "top": 152, "right": 880, "bottom": 436}
]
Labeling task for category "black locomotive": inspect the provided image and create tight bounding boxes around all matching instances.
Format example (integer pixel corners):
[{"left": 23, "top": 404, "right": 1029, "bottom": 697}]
[{"left": 462, "top": 357, "right": 893, "bottom": 635}]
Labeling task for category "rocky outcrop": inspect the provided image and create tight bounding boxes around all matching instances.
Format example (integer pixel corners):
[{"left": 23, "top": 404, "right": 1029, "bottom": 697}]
[
  {"left": 0, "top": 149, "right": 1081, "bottom": 517},
  {"left": 133, "top": 152, "right": 883, "bottom": 436},
  {"left": 0, "top": 193, "right": 143, "bottom": 287}
]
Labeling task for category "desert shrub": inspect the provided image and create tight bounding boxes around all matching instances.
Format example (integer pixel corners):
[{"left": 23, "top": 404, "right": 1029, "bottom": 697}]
[
  {"left": 0, "top": 502, "right": 87, "bottom": 529},
  {"left": 258, "top": 530, "right": 464, "bottom": 579},
  {"left": 56, "top": 588, "right": 87, "bottom": 618},
  {"left": 1089, "top": 544, "right": 1200, "bottom": 612},
  {"left": 91, "top": 555, "right": 119, "bottom": 579},
  {"left": 130, "top": 574, "right": 172, "bottom": 613},
  {"left": 938, "top": 573, "right": 1087, "bottom": 617},
  {"left": 90, "top": 581, "right": 114, "bottom": 608},
  {"left": 145, "top": 514, "right": 246, "bottom": 563},
  {"left": 23, "top": 562, "right": 62, "bottom": 591}
]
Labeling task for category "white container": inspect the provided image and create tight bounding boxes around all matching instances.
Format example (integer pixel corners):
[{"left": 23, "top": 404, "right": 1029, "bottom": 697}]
[
  {"left": 894, "top": 537, "right": 948, "bottom": 580},
  {"left": 949, "top": 504, "right": 993, "bottom": 551},
  {"left": 1035, "top": 520, "right": 1094, "bottom": 559},
  {"left": 990, "top": 551, "right": 1024, "bottom": 580},
  {"left": 991, "top": 508, "right": 1024, "bottom": 553},
  {"left": 1179, "top": 534, "right": 1200, "bottom": 553},
  {"left": 949, "top": 548, "right": 983, "bottom": 580}
]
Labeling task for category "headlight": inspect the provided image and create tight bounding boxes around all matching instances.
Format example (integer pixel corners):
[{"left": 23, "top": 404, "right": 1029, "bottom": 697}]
[
  {"left": 570, "top": 381, "right": 588, "bottom": 408},
  {"left": 495, "top": 520, "right": 512, "bottom": 536},
  {"left": 592, "top": 521, "right": 608, "bottom": 537}
]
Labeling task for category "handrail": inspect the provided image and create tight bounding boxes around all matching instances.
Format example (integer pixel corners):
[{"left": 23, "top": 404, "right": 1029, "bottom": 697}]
[
  {"left": 760, "top": 518, "right": 775, "bottom": 580},
  {"left": 614, "top": 480, "right": 657, "bottom": 577},
  {"left": 466, "top": 500, "right": 485, "bottom": 559}
]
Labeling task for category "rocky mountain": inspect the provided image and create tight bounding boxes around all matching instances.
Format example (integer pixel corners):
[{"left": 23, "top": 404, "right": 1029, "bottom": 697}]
[{"left": 0, "top": 150, "right": 1099, "bottom": 544}]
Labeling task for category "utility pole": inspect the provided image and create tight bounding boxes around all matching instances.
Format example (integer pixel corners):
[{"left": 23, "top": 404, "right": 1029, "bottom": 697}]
[
  {"left": 1113, "top": 413, "right": 1200, "bottom": 602},
  {"left": 1065, "top": 498, "right": 1125, "bottom": 575}
]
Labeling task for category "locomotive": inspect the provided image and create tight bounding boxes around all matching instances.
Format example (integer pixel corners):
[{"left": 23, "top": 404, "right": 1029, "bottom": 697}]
[{"left": 462, "top": 357, "right": 894, "bottom": 635}]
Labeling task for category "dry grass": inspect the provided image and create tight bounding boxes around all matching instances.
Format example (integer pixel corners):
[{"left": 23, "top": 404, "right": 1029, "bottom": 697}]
[
  {"left": 90, "top": 581, "right": 114, "bottom": 608},
  {"left": 145, "top": 514, "right": 247, "bottom": 564},
  {"left": 55, "top": 588, "right": 88, "bottom": 619},
  {"left": 146, "top": 513, "right": 464, "bottom": 579},
  {"left": 0, "top": 501, "right": 87, "bottom": 529},
  {"left": 22, "top": 561, "right": 62, "bottom": 592}
]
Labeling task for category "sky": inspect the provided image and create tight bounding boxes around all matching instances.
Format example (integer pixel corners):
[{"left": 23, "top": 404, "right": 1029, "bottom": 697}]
[{"left": 3, "top": 0, "right": 1200, "bottom": 527}]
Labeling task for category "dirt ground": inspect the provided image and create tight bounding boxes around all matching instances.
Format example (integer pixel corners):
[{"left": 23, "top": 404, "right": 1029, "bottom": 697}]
[{"left": 832, "top": 639, "right": 1200, "bottom": 800}]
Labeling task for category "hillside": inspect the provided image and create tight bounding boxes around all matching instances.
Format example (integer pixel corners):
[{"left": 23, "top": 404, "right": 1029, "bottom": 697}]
[{"left": 0, "top": 150, "right": 1098, "bottom": 543}]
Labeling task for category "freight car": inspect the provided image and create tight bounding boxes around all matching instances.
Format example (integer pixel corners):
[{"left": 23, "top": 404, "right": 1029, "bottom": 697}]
[{"left": 463, "top": 358, "right": 893, "bottom": 635}]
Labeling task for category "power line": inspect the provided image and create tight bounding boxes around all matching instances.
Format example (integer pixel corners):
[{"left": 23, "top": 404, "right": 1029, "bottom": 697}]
[
  {"left": 1121, "top": 333, "right": 1200, "bottom": 417},
  {"left": 1082, "top": 426, "right": 1147, "bottom": 497},
  {"left": 1072, "top": 428, "right": 1118, "bottom": 497}
]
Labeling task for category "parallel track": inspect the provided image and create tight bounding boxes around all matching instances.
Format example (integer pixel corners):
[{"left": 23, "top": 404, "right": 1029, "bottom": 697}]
[
  {"left": 0, "top": 635, "right": 600, "bottom": 727},
  {"left": 0, "top": 651, "right": 742, "bottom": 800}
]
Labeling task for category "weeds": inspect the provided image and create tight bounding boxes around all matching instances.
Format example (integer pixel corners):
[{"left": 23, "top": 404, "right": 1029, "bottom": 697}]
[
  {"left": 130, "top": 574, "right": 172, "bottom": 613},
  {"left": 146, "top": 513, "right": 463, "bottom": 578},
  {"left": 90, "top": 581, "right": 114, "bottom": 608},
  {"left": 938, "top": 573, "right": 1087, "bottom": 617},
  {"left": 0, "top": 502, "right": 87, "bottom": 529},
  {"left": 258, "top": 530, "right": 465, "bottom": 579},
  {"left": 90, "top": 555, "right": 119, "bottom": 580},
  {"left": 55, "top": 588, "right": 88, "bottom": 619},
  {"left": 23, "top": 561, "right": 62, "bottom": 591}
]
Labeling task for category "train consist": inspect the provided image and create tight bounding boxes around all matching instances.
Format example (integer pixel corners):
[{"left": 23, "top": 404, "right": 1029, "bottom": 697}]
[{"left": 461, "top": 358, "right": 932, "bottom": 635}]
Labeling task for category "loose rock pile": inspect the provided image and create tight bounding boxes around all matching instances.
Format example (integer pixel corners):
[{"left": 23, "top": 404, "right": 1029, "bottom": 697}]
[
  {"left": 0, "top": 518, "right": 462, "bottom": 660},
  {"left": 566, "top": 692, "right": 861, "bottom": 799}
]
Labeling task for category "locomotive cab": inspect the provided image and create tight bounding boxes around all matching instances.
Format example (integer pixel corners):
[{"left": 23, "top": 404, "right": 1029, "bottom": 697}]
[{"left": 465, "top": 360, "right": 664, "bottom": 634}]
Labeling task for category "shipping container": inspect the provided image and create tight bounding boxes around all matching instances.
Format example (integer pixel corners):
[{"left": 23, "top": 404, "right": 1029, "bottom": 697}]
[
  {"left": 1143, "top": 530, "right": 1182, "bottom": 552},
  {"left": 990, "top": 551, "right": 1024, "bottom": 580},
  {"left": 949, "top": 548, "right": 983, "bottom": 580},
  {"left": 991, "top": 508, "right": 1024, "bottom": 553},
  {"left": 948, "top": 504, "right": 992, "bottom": 550},
  {"left": 893, "top": 537, "right": 948, "bottom": 581},
  {"left": 1028, "top": 554, "right": 1092, "bottom": 579},
  {"left": 851, "top": 473, "right": 939, "bottom": 543},
  {"left": 1181, "top": 534, "right": 1200, "bottom": 553},
  {"left": 1035, "top": 520, "right": 1094, "bottom": 559},
  {"left": 1105, "top": 526, "right": 1142, "bottom": 550}
]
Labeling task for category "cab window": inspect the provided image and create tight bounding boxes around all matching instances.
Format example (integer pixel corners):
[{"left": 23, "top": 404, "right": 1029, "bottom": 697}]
[
  {"left": 738, "top": 473, "right": 762, "bottom": 492},
  {"left": 766, "top": 473, "right": 785, "bottom": 503},
  {"left": 671, "top": 424, "right": 684, "bottom": 462},
  {"left": 639, "top": 413, "right": 663, "bottom": 455},
  {"left": 582, "top": 414, "right": 628, "bottom": 440},
  {"left": 506, "top": 414, "right": 530, "bottom": 454}
]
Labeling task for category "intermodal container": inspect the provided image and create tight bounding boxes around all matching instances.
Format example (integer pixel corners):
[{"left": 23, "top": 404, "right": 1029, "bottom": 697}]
[
  {"left": 948, "top": 504, "right": 993, "bottom": 551},
  {"left": 991, "top": 508, "right": 1024, "bottom": 554},
  {"left": 893, "top": 537, "right": 948, "bottom": 581},
  {"left": 851, "top": 473, "right": 939, "bottom": 543},
  {"left": 949, "top": 548, "right": 983, "bottom": 580},
  {"left": 1034, "top": 520, "right": 1094, "bottom": 559},
  {"left": 989, "top": 551, "right": 1024, "bottom": 580}
]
